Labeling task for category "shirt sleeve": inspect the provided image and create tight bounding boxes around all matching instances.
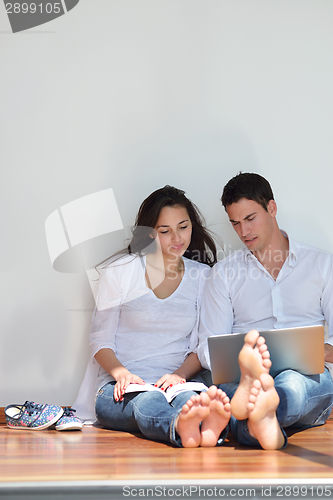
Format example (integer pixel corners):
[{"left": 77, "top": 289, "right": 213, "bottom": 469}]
[
  {"left": 185, "top": 264, "right": 210, "bottom": 356},
  {"left": 322, "top": 253, "right": 333, "bottom": 346},
  {"left": 197, "top": 263, "right": 234, "bottom": 369},
  {"left": 89, "top": 264, "right": 123, "bottom": 358}
]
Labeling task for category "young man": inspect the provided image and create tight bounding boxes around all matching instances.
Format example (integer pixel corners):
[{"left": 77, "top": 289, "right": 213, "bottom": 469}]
[{"left": 197, "top": 172, "right": 333, "bottom": 448}]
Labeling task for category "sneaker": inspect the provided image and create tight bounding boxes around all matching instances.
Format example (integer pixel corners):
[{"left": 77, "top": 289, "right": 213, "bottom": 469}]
[
  {"left": 5, "top": 401, "right": 64, "bottom": 430},
  {"left": 55, "top": 407, "right": 83, "bottom": 431}
]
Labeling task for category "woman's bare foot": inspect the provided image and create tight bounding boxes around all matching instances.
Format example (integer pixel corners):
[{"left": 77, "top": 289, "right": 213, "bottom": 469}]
[
  {"left": 247, "top": 373, "right": 285, "bottom": 450},
  {"left": 200, "top": 386, "right": 231, "bottom": 447},
  {"left": 230, "top": 330, "right": 271, "bottom": 420},
  {"left": 175, "top": 392, "right": 210, "bottom": 448}
]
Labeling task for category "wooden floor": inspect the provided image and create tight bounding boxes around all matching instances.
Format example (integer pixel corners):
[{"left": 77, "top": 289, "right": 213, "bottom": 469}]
[{"left": 1, "top": 414, "right": 333, "bottom": 488}]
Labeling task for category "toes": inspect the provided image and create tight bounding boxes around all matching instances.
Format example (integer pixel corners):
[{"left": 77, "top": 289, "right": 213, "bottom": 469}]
[
  {"left": 205, "top": 386, "right": 227, "bottom": 405},
  {"left": 263, "top": 358, "right": 272, "bottom": 370},
  {"left": 244, "top": 329, "right": 260, "bottom": 347},
  {"left": 247, "top": 401, "right": 255, "bottom": 412},
  {"left": 260, "top": 372, "right": 275, "bottom": 390},
  {"left": 215, "top": 388, "right": 223, "bottom": 398},
  {"left": 257, "top": 336, "right": 266, "bottom": 348},
  {"left": 182, "top": 403, "right": 191, "bottom": 413},
  {"left": 259, "top": 346, "right": 268, "bottom": 357},
  {"left": 252, "top": 379, "right": 261, "bottom": 390},
  {"left": 200, "top": 391, "right": 211, "bottom": 407},
  {"left": 250, "top": 388, "right": 259, "bottom": 399},
  {"left": 224, "top": 403, "right": 231, "bottom": 412},
  {"left": 208, "top": 387, "right": 231, "bottom": 407},
  {"left": 248, "top": 393, "right": 257, "bottom": 404},
  {"left": 185, "top": 396, "right": 197, "bottom": 410},
  {"left": 206, "top": 385, "right": 218, "bottom": 399},
  {"left": 222, "top": 394, "right": 230, "bottom": 405}
]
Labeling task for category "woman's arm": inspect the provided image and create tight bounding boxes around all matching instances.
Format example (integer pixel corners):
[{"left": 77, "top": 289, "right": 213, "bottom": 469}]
[
  {"left": 95, "top": 348, "right": 145, "bottom": 401},
  {"left": 91, "top": 263, "right": 145, "bottom": 401},
  {"left": 154, "top": 352, "right": 202, "bottom": 391}
]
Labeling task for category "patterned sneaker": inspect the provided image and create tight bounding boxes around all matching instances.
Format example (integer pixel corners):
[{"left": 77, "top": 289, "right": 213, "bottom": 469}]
[
  {"left": 55, "top": 407, "right": 83, "bottom": 431},
  {"left": 5, "top": 401, "right": 64, "bottom": 430}
]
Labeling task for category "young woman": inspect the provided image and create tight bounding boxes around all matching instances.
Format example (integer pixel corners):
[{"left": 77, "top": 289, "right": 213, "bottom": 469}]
[{"left": 73, "top": 185, "right": 231, "bottom": 448}]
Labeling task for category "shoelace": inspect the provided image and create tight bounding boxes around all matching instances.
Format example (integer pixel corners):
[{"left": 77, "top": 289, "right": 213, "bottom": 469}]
[
  {"left": 23, "top": 401, "right": 45, "bottom": 416},
  {"left": 62, "top": 407, "right": 76, "bottom": 417}
]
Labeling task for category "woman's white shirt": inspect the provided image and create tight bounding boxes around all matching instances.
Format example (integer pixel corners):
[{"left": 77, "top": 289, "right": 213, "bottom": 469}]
[{"left": 73, "top": 254, "right": 209, "bottom": 422}]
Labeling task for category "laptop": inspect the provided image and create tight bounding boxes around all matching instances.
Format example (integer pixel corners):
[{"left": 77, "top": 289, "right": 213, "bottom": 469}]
[{"left": 208, "top": 325, "right": 325, "bottom": 385}]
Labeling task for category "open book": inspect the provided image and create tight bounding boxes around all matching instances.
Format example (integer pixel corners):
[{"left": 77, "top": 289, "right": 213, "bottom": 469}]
[{"left": 125, "top": 381, "right": 208, "bottom": 403}]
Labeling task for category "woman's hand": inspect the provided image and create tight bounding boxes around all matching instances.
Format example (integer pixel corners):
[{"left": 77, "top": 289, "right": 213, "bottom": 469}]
[
  {"left": 113, "top": 368, "right": 145, "bottom": 402},
  {"left": 154, "top": 373, "right": 186, "bottom": 392},
  {"left": 94, "top": 349, "right": 145, "bottom": 402}
]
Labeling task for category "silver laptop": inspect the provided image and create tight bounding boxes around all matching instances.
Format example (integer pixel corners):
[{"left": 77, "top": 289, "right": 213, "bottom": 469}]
[{"left": 208, "top": 325, "right": 325, "bottom": 385}]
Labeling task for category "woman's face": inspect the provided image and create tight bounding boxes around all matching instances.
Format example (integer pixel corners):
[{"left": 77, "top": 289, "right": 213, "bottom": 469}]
[{"left": 154, "top": 205, "right": 192, "bottom": 261}]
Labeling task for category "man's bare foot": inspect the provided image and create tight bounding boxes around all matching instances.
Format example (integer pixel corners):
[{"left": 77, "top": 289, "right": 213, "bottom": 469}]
[
  {"left": 175, "top": 392, "right": 210, "bottom": 448},
  {"left": 230, "top": 330, "right": 271, "bottom": 420},
  {"left": 200, "top": 386, "right": 231, "bottom": 447},
  {"left": 247, "top": 373, "right": 285, "bottom": 450}
]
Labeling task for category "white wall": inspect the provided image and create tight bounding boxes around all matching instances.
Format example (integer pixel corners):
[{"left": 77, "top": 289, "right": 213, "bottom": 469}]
[{"left": 1, "top": 0, "right": 333, "bottom": 406}]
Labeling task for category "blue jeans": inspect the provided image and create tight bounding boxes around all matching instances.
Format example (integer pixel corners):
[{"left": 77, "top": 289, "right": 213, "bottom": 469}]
[
  {"left": 95, "top": 382, "right": 229, "bottom": 447},
  {"left": 219, "top": 368, "right": 333, "bottom": 448}
]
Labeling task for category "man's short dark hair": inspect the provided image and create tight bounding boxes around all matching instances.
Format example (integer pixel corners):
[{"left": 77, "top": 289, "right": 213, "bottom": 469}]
[{"left": 221, "top": 172, "right": 274, "bottom": 212}]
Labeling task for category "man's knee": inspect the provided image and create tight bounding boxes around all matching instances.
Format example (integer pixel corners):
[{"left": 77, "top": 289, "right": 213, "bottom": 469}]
[
  {"left": 274, "top": 369, "right": 333, "bottom": 427},
  {"left": 274, "top": 370, "right": 307, "bottom": 423},
  {"left": 276, "top": 370, "right": 306, "bottom": 398}
]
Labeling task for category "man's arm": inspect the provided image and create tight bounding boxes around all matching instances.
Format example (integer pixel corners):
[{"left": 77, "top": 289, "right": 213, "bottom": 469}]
[
  {"left": 324, "top": 344, "right": 333, "bottom": 363},
  {"left": 321, "top": 254, "right": 333, "bottom": 363},
  {"left": 197, "top": 264, "right": 234, "bottom": 369}
]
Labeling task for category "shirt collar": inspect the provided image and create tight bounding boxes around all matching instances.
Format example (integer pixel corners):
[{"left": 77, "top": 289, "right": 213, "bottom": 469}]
[
  {"left": 244, "top": 248, "right": 255, "bottom": 263},
  {"left": 281, "top": 230, "right": 297, "bottom": 265},
  {"left": 244, "top": 230, "right": 297, "bottom": 265}
]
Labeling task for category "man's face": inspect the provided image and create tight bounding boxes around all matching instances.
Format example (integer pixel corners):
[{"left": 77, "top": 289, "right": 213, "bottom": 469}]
[{"left": 226, "top": 197, "right": 277, "bottom": 254}]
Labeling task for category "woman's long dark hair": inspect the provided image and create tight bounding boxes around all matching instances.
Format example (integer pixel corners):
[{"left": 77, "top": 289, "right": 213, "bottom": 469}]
[{"left": 100, "top": 185, "right": 217, "bottom": 268}]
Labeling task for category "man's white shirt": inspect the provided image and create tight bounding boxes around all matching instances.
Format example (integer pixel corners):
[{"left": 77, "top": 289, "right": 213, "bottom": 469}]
[{"left": 197, "top": 232, "right": 333, "bottom": 370}]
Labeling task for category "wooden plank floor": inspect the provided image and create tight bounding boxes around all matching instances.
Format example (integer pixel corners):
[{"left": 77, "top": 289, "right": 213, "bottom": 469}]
[{"left": 1, "top": 415, "right": 333, "bottom": 484}]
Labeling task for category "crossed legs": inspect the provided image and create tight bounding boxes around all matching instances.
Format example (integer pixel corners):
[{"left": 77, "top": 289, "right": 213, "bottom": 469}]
[
  {"left": 176, "top": 330, "right": 285, "bottom": 450},
  {"left": 230, "top": 329, "right": 284, "bottom": 450}
]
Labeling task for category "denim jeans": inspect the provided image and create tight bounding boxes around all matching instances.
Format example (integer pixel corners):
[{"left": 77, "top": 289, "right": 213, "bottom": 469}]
[
  {"left": 219, "top": 368, "right": 333, "bottom": 448},
  {"left": 95, "top": 382, "right": 228, "bottom": 447}
]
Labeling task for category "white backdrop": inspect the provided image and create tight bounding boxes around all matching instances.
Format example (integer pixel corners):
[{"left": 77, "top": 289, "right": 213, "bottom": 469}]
[{"left": 1, "top": 0, "right": 333, "bottom": 406}]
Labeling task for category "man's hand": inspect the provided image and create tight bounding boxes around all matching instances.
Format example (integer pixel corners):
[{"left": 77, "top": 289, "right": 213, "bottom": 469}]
[{"left": 324, "top": 344, "right": 333, "bottom": 363}]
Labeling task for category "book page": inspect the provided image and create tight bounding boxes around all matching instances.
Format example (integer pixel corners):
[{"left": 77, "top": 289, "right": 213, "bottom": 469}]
[
  {"left": 165, "top": 382, "right": 208, "bottom": 401},
  {"left": 124, "top": 381, "right": 208, "bottom": 402}
]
